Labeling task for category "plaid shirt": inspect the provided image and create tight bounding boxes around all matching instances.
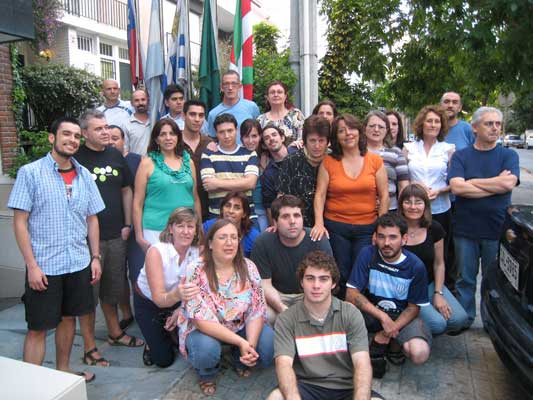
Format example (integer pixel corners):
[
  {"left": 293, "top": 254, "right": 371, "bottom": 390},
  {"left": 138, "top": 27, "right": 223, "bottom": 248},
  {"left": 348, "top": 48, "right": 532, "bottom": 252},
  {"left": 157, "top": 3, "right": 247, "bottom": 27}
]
[{"left": 8, "top": 153, "right": 105, "bottom": 276}]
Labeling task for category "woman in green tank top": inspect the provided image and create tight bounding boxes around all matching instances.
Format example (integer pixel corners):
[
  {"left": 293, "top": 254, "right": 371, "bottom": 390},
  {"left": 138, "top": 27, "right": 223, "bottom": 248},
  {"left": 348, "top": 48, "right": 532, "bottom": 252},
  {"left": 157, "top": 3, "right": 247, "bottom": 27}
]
[{"left": 133, "top": 118, "right": 202, "bottom": 253}]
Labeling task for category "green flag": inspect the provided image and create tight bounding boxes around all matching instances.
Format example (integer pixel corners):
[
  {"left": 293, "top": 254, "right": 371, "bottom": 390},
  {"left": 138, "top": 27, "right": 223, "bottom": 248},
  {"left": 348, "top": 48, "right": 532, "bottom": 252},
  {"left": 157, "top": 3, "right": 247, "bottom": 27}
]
[{"left": 199, "top": 0, "right": 221, "bottom": 112}]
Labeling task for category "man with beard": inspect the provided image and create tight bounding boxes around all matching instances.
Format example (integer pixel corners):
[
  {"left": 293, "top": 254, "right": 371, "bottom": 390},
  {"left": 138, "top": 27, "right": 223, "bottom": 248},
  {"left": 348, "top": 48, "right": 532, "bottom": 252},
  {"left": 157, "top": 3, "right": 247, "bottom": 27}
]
[
  {"left": 122, "top": 89, "right": 151, "bottom": 155},
  {"left": 346, "top": 213, "right": 431, "bottom": 378},
  {"left": 251, "top": 195, "right": 332, "bottom": 325},
  {"left": 278, "top": 116, "right": 330, "bottom": 227},
  {"left": 8, "top": 117, "right": 104, "bottom": 382},
  {"left": 440, "top": 92, "right": 475, "bottom": 150}
]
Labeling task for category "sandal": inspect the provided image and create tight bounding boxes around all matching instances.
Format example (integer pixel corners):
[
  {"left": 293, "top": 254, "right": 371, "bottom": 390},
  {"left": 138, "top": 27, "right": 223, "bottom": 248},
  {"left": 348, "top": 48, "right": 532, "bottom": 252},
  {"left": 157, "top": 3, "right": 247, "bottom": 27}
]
[
  {"left": 143, "top": 345, "right": 153, "bottom": 366},
  {"left": 386, "top": 349, "right": 406, "bottom": 366},
  {"left": 72, "top": 370, "right": 96, "bottom": 383},
  {"left": 119, "top": 316, "right": 134, "bottom": 330},
  {"left": 82, "top": 347, "right": 110, "bottom": 367},
  {"left": 107, "top": 331, "right": 144, "bottom": 347},
  {"left": 235, "top": 367, "right": 251, "bottom": 378},
  {"left": 199, "top": 380, "right": 217, "bottom": 396}
]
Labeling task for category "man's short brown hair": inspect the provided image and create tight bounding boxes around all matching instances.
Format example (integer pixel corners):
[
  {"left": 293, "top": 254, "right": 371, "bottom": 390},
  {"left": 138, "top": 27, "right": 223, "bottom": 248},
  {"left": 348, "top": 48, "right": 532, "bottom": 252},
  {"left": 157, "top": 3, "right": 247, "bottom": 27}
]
[
  {"left": 270, "top": 195, "right": 304, "bottom": 222},
  {"left": 297, "top": 251, "right": 340, "bottom": 293}
]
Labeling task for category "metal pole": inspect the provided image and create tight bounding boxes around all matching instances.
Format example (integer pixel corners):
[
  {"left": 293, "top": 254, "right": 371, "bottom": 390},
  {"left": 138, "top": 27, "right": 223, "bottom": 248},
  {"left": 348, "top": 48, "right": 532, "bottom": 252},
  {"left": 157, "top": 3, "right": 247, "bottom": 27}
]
[
  {"left": 289, "top": 0, "right": 300, "bottom": 108},
  {"left": 185, "top": 0, "right": 193, "bottom": 98}
]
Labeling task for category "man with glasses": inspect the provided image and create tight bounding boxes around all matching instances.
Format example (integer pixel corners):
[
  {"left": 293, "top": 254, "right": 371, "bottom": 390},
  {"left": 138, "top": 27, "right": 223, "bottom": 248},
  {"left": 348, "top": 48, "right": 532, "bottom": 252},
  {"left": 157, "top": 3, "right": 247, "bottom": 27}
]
[
  {"left": 449, "top": 106, "right": 519, "bottom": 331},
  {"left": 207, "top": 70, "right": 260, "bottom": 144}
]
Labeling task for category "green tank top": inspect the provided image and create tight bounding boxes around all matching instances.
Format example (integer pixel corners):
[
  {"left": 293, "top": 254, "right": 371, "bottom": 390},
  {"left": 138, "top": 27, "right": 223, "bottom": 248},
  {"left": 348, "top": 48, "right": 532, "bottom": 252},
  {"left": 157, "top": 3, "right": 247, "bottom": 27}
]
[{"left": 142, "top": 151, "right": 194, "bottom": 231}]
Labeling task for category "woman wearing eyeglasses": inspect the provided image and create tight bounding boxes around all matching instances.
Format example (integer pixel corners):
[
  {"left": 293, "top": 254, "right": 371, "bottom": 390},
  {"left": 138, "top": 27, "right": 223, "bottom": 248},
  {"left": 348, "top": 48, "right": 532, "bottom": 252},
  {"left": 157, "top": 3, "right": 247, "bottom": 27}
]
[
  {"left": 177, "top": 219, "right": 273, "bottom": 396},
  {"left": 403, "top": 105, "right": 455, "bottom": 268},
  {"left": 398, "top": 184, "right": 467, "bottom": 335},
  {"left": 363, "top": 110, "right": 409, "bottom": 211},
  {"left": 257, "top": 81, "right": 305, "bottom": 143}
]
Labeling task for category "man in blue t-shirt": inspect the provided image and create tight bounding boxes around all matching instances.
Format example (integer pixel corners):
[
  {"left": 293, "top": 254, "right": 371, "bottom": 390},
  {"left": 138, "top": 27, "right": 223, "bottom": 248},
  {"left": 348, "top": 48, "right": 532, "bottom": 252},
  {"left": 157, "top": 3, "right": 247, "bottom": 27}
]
[
  {"left": 449, "top": 106, "right": 519, "bottom": 329},
  {"left": 346, "top": 213, "right": 431, "bottom": 378},
  {"left": 441, "top": 92, "right": 475, "bottom": 150},
  {"left": 207, "top": 70, "right": 260, "bottom": 144}
]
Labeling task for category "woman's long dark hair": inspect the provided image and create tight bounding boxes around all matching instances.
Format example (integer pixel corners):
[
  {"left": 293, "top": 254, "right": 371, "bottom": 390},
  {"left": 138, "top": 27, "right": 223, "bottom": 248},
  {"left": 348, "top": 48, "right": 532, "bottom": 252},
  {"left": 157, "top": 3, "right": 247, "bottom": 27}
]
[
  {"left": 203, "top": 219, "right": 250, "bottom": 292},
  {"left": 218, "top": 192, "right": 252, "bottom": 236},
  {"left": 330, "top": 114, "right": 367, "bottom": 160},
  {"left": 147, "top": 118, "right": 185, "bottom": 156}
]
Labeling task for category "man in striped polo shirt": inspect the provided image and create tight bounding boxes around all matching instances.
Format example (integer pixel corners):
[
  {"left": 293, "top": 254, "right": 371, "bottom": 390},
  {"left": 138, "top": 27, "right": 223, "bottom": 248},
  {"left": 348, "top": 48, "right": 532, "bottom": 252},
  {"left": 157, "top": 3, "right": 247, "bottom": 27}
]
[
  {"left": 268, "top": 251, "right": 383, "bottom": 400},
  {"left": 200, "top": 113, "right": 258, "bottom": 219}
]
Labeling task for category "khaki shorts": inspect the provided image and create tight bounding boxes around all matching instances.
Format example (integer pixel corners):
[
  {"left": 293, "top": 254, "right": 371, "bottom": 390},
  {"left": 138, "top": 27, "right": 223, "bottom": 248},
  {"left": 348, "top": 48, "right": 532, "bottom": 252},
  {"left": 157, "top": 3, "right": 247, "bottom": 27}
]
[
  {"left": 267, "top": 292, "right": 304, "bottom": 326},
  {"left": 93, "top": 237, "right": 127, "bottom": 305}
]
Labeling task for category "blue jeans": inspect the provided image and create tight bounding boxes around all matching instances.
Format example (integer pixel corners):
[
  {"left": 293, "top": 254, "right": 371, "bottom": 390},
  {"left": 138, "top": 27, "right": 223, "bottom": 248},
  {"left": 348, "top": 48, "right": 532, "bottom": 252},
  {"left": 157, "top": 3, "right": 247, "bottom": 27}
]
[
  {"left": 454, "top": 236, "right": 499, "bottom": 326},
  {"left": 185, "top": 324, "right": 274, "bottom": 380},
  {"left": 324, "top": 218, "right": 375, "bottom": 286},
  {"left": 419, "top": 282, "right": 468, "bottom": 335}
]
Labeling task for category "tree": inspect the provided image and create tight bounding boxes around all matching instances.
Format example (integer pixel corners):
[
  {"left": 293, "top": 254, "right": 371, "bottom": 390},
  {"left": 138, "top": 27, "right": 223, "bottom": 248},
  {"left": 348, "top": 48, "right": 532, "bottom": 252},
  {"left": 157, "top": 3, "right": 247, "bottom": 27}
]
[
  {"left": 252, "top": 22, "right": 297, "bottom": 112},
  {"left": 22, "top": 63, "right": 101, "bottom": 130}
]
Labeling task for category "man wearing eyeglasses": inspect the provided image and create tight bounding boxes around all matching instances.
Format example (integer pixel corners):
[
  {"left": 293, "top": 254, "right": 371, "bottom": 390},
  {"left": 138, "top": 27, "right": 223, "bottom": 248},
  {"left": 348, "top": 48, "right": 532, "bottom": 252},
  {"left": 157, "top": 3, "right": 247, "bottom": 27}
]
[
  {"left": 207, "top": 70, "right": 260, "bottom": 145},
  {"left": 449, "top": 106, "right": 519, "bottom": 331}
]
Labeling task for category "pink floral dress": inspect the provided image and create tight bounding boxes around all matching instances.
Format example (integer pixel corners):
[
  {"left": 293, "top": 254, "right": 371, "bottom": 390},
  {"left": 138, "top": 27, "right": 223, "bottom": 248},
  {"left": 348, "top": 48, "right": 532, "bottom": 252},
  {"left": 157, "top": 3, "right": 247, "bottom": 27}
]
[{"left": 177, "top": 258, "right": 266, "bottom": 357}]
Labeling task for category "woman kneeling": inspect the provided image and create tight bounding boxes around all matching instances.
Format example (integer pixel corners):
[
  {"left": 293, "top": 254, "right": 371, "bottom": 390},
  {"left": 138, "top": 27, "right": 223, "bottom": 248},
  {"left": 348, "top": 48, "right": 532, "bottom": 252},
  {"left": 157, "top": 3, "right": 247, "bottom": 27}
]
[{"left": 178, "top": 219, "right": 274, "bottom": 396}]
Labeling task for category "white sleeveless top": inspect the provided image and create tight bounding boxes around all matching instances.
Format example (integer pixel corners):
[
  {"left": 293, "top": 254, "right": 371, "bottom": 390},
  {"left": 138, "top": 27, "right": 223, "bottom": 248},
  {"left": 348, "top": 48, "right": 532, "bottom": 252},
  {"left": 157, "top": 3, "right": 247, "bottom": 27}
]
[{"left": 137, "top": 242, "right": 200, "bottom": 301}]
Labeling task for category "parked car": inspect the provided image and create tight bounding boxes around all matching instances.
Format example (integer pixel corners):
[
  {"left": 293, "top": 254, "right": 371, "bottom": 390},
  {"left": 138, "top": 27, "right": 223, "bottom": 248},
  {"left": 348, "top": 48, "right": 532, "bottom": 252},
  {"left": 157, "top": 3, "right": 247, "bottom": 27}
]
[
  {"left": 525, "top": 129, "right": 533, "bottom": 149},
  {"left": 481, "top": 205, "right": 533, "bottom": 398},
  {"left": 503, "top": 134, "right": 525, "bottom": 148}
]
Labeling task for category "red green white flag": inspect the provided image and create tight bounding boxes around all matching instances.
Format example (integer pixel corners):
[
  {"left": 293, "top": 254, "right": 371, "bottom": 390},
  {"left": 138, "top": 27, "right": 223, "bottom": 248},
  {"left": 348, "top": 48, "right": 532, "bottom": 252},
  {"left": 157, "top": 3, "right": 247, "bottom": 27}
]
[{"left": 230, "top": 0, "right": 253, "bottom": 100}]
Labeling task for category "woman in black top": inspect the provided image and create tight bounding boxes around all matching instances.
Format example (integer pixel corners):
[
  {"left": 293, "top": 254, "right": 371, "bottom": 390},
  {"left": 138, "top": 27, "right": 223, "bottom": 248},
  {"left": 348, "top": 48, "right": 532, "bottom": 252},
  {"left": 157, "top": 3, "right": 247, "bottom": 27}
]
[{"left": 399, "top": 184, "right": 467, "bottom": 335}]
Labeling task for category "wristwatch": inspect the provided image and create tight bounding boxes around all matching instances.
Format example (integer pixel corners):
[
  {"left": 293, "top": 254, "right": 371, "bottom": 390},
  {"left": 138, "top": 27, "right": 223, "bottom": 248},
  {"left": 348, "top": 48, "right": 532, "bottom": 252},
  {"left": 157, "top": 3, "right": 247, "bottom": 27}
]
[
  {"left": 434, "top": 290, "right": 444, "bottom": 296},
  {"left": 91, "top": 255, "right": 102, "bottom": 262}
]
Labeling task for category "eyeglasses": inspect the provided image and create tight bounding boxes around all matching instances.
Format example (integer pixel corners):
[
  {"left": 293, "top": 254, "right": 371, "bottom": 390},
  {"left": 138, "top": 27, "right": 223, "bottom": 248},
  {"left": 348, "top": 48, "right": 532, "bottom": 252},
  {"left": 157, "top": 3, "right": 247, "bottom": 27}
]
[
  {"left": 222, "top": 82, "right": 240, "bottom": 88},
  {"left": 367, "top": 124, "right": 386, "bottom": 131},
  {"left": 482, "top": 121, "right": 502, "bottom": 128}
]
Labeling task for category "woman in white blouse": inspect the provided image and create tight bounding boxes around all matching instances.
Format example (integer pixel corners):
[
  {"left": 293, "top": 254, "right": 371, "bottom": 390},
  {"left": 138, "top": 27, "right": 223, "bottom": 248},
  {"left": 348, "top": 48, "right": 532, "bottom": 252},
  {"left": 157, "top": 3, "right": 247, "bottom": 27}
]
[{"left": 403, "top": 105, "right": 454, "bottom": 267}]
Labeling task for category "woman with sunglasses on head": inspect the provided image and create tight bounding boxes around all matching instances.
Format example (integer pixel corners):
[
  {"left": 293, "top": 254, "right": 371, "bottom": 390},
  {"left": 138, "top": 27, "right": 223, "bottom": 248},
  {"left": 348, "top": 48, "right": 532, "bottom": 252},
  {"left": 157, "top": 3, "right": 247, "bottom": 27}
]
[
  {"left": 399, "top": 184, "right": 467, "bottom": 335},
  {"left": 257, "top": 81, "right": 305, "bottom": 144},
  {"left": 203, "top": 192, "right": 260, "bottom": 257},
  {"left": 178, "top": 219, "right": 273, "bottom": 396},
  {"left": 134, "top": 208, "right": 202, "bottom": 367},
  {"left": 363, "top": 110, "right": 409, "bottom": 211}
]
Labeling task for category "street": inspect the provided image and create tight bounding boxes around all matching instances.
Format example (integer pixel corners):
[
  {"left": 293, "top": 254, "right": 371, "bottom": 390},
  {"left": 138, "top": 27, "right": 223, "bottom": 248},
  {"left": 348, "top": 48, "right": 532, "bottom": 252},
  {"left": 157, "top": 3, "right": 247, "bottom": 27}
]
[{"left": 512, "top": 148, "right": 533, "bottom": 205}]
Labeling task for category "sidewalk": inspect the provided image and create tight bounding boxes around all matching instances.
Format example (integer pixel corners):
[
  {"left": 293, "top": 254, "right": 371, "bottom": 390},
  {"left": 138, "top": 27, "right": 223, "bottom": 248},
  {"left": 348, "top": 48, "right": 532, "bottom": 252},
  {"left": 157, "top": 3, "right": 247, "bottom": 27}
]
[{"left": 0, "top": 288, "right": 527, "bottom": 400}]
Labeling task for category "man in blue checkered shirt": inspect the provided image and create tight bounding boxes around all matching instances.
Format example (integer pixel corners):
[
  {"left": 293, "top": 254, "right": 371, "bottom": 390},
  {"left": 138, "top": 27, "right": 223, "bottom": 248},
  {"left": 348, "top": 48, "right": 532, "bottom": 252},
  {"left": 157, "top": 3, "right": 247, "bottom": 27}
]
[{"left": 8, "top": 116, "right": 105, "bottom": 383}]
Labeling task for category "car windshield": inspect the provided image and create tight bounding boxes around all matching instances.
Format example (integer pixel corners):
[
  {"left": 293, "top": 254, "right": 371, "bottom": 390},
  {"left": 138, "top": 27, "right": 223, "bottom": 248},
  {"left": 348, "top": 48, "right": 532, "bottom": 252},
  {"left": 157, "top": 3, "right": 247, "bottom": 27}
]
[{"left": 507, "top": 135, "right": 520, "bottom": 140}]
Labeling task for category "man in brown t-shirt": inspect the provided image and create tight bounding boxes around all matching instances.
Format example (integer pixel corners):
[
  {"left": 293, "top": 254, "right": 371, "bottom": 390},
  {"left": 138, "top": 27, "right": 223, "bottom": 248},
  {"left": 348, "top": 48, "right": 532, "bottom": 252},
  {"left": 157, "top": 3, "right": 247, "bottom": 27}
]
[
  {"left": 181, "top": 100, "right": 216, "bottom": 220},
  {"left": 267, "top": 251, "right": 384, "bottom": 400}
]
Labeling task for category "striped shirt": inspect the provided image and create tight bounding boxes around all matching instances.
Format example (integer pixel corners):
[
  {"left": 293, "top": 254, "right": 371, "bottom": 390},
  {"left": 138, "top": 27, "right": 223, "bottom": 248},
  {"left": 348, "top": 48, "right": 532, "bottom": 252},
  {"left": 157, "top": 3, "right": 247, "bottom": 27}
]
[
  {"left": 96, "top": 99, "right": 133, "bottom": 126},
  {"left": 200, "top": 145, "right": 258, "bottom": 216},
  {"left": 369, "top": 146, "right": 409, "bottom": 210},
  {"left": 7, "top": 153, "right": 105, "bottom": 275}
]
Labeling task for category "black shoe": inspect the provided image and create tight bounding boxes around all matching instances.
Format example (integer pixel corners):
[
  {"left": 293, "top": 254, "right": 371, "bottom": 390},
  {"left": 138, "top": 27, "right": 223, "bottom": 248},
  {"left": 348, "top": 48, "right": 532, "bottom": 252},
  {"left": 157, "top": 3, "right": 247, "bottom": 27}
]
[
  {"left": 371, "top": 356, "right": 387, "bottom": 379},
  {"left": 371, "top": 390, "right": 386, "bottom": 400},
  {"left": 447, "top": 326, "right": 470, "bottom": 336}
]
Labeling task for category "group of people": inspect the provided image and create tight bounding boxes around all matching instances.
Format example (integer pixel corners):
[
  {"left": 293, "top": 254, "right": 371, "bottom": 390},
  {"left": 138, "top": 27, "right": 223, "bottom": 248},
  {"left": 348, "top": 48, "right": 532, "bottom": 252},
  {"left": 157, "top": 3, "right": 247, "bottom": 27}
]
[{"left": 8, "top": 70, "right": 519, "bottom": 399}]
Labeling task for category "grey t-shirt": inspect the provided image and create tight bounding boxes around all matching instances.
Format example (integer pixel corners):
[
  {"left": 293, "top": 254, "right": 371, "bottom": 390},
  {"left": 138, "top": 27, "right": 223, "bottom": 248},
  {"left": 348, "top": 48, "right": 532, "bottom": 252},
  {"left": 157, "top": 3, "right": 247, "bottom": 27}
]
[
  {"left": 274, "top": 298, "right": 369, "bottom": 390},
  {"left": 251, "top": 228, "right": 332, "bottom": 294}
]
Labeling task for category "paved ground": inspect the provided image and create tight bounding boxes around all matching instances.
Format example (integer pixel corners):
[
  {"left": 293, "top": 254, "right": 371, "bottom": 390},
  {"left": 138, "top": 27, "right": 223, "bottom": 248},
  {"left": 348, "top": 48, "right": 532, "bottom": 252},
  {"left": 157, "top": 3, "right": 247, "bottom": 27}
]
[{"left": 0, "top": 282, "right": 528, "bottom": 400}]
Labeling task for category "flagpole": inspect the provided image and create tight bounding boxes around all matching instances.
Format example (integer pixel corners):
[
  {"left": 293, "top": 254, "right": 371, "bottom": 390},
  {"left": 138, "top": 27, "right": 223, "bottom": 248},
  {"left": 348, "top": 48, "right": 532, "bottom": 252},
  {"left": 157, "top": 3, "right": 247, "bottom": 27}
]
[{"left": 185, "top": 0, "right": 192, "bottom": 98}]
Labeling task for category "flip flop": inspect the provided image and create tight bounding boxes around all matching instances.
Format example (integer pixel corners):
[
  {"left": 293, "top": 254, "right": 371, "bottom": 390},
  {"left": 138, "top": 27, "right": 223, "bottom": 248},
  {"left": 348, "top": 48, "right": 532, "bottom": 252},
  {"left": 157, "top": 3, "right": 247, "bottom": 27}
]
[
  {"left": 108, "top": 331, "right": 144, "bottom": 347},
  {"left": 73, "top": 370, "right": 96, "bottom": 383},
  {"left": 119, "top": 316, "right": 134, "bottom": 330}
]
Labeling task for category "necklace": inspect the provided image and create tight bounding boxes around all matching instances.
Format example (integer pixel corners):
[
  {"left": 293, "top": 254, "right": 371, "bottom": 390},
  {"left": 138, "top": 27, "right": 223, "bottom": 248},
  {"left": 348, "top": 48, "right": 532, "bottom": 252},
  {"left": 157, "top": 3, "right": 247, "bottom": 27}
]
[
  {"left": 408, "top": 228, "right": 420, "bottom": 238},
  {"left": 308, "top": 309, "right": 329, "bottom": 323}
]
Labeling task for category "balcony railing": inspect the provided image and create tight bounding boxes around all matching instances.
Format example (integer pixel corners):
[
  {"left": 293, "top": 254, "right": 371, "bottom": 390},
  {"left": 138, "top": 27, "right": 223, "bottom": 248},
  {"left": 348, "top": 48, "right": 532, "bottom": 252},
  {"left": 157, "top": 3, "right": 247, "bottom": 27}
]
[{"left": 60, "top": 0, "right": 128, "bottom": 31}]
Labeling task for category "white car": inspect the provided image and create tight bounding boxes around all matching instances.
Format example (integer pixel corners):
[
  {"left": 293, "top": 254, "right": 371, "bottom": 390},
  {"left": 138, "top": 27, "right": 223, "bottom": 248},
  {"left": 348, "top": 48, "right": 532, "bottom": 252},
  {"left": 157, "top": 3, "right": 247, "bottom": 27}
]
[
  {"left": 525, "top": 130, "right": 533, "bottom": 149},
  {"left": 503, "top": 134, "right": 524, "bottom": 148}
]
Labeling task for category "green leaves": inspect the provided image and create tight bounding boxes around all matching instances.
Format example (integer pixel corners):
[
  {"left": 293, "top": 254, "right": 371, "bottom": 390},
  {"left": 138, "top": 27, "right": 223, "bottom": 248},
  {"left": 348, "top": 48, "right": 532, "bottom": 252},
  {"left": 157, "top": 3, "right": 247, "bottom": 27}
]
[{"left": 21, "top": 63, "right": 101, "bottom": 130}]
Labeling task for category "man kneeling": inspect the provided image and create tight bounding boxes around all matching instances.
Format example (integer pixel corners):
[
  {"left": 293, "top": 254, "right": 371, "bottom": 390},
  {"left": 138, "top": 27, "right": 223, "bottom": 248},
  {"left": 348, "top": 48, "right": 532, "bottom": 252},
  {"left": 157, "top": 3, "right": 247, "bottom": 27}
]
[
  {"left": 268, "top": 251, "right": 384, "bottom": 400},
  {"left": 346, "top": 213, "right": 431, "bottom": 378}
]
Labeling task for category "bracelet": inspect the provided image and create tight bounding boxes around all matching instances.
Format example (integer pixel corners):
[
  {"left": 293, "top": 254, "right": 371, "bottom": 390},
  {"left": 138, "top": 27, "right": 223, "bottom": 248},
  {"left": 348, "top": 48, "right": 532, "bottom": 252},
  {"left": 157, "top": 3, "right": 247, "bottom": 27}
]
[
  {"left": 434, "top": 290, "right": 444, "bottom": 296},
  {"left": 91, "top": 254, "right": 102, "bottom": 262}
]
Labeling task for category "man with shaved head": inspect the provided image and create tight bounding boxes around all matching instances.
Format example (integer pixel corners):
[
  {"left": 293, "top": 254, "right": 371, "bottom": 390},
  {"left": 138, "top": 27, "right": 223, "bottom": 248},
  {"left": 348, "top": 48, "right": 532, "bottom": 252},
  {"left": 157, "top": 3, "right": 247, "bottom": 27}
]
[
  {"left": 122, "top": 89, "right": 151, "bottom": 155},
  {"left": 440, "top": 92, "right": 475, "bottom": 150},
  {"left": 97, "top": 79, "right": 133, "bottom": 127}
]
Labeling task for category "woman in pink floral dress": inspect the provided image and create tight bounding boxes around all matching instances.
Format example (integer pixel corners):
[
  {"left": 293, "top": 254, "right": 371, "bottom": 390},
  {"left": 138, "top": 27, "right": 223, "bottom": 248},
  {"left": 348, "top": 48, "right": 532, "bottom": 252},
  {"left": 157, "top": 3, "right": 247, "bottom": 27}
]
[{"left": 178, "top": 219, "right": 274, "bottom": 396}]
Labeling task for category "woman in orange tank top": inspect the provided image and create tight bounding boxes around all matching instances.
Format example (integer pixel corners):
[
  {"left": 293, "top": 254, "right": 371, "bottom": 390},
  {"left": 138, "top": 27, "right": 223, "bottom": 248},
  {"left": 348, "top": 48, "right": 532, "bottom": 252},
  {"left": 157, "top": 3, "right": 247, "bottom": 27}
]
[{"left": 311, "top": 114, "right": 389, "bottom": 298}]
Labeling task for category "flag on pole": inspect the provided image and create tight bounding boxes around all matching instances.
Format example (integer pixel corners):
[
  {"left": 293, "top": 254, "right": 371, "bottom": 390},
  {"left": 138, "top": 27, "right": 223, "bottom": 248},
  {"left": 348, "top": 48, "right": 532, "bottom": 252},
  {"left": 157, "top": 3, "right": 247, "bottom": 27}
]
[
  {"left": 165, "top": 0, "right": 191, "bottom": 99},
  {"left": 229, "top": 0, "right": 253, "bottom": 100},
  {"left": 145, "top": 0, "right": 166, "bottom": 127},
  {"left": 127, "top": 0, "right": 143, "bottom": 87},
  {"left": 199, "top": 0, "right": 221, "bottom": 112}
]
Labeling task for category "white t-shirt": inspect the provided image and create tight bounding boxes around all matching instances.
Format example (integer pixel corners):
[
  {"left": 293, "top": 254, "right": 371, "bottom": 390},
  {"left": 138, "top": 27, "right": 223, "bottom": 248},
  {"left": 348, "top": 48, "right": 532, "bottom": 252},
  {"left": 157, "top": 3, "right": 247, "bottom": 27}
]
[{"left": 136, "top": 242, "right": 200, "bottom": 301}]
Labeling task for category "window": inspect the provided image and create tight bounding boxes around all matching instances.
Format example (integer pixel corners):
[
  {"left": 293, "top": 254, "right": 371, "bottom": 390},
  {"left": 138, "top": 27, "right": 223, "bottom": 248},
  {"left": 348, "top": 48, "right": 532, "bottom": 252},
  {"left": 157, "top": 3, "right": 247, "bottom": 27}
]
[
  {"left": 119, "top": 47, "right": 129, "bottom": 60},
  {"left": 101, "top": 59, "right": 116, "bottom": 80},
  {"left": 77, "top": 35, "right": 93, "bottom": 52},
  {"left": 100, "top": 43, "right": 113, "bottom": 57}
]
